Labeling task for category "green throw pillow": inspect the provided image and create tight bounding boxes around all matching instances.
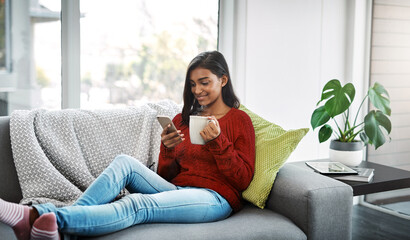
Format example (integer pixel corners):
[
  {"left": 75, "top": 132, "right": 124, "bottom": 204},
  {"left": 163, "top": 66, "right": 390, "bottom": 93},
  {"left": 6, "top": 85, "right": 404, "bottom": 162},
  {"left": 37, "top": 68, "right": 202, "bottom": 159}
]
[{"left": 240, "top": 105, "right": 308, "bottom": 209}]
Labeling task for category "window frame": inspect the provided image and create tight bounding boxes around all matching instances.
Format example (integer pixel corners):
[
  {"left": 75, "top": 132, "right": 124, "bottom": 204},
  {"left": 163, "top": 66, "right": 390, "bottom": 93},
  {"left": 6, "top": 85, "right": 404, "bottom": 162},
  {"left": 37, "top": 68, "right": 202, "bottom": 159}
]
[
  {"left": 0, "top": 0, "right": 12, "bottom": 74},
  {"left": 61, "top": 0, "right": 80, "bottom": 109}
]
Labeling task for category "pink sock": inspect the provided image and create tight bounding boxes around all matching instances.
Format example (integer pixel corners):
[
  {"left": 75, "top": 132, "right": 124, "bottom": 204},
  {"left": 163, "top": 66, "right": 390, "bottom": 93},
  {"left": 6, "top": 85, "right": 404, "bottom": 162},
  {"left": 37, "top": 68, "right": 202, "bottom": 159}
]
[
  {"left": 30, "top": 213, "right": 60, "bottom": 240},
  {"left": 0, "top": 198, "right": 31, "bottom": 240}
]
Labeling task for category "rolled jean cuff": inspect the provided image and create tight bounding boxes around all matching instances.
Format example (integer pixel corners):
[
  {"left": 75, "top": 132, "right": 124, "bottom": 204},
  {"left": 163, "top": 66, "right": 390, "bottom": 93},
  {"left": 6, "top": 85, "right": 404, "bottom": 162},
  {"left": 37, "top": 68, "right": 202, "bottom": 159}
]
[{"left": 33, "top": 202, "right": 58, "bottom": 216}]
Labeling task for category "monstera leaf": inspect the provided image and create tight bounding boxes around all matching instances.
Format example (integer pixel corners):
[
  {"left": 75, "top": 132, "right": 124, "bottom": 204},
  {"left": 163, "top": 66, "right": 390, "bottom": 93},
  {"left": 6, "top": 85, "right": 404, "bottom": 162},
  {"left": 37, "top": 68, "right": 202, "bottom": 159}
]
[
  {"left": 364, "top": 110, "right": 392, "bottom": 149},
  {"left": 318, "top": 124, "right": 332, "bottom": 143},
  {"left": 311, "top": 106, "right": 331, "bottom": 130},
  {"left": 369, "top": 82, "right": 391, "bottom": 116},
  {"left": 317, "top": 79, "right": 356, "bottom": 118}
]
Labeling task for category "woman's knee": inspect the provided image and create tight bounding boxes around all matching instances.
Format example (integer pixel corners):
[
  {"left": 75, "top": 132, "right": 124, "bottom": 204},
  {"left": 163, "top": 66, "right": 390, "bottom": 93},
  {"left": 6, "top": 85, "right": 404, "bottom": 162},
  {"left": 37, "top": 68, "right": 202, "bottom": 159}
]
[{"left": 112, "top": 154, "right": 144, "bottom": 172}]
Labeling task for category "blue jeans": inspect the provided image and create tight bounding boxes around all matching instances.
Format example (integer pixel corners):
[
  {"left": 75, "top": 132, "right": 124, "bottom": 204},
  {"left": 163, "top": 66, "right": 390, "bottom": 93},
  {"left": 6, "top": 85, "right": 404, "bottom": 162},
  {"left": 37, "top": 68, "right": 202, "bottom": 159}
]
[{"left": 33, "top": 154, "right": 232, "bottom": 236}]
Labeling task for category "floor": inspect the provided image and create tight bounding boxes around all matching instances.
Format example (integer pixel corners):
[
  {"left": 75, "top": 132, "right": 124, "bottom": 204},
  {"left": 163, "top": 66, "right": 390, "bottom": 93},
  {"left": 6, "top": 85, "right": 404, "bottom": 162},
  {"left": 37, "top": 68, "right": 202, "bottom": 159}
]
[
  {"left": 382, "top": 201, "right": 410, "bottom": 216},
  {"left": 352, "top": 204, "right": 410, "bottom": 240}
]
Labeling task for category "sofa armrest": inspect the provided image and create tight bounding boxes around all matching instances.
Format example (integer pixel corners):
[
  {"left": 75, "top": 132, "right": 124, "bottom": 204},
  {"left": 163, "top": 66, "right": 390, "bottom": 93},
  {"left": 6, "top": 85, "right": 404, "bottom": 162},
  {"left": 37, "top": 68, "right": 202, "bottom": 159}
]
[{"left": 265, "top": 163, "right": 353, "bottom": 240}]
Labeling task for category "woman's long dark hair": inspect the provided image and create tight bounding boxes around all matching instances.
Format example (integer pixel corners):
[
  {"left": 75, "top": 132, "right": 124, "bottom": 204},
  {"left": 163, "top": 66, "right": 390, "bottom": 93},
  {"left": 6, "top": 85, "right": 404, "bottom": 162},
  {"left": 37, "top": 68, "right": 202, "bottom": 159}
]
[{"left": 181, "top": 51, "right": 240, "bottom": 126}]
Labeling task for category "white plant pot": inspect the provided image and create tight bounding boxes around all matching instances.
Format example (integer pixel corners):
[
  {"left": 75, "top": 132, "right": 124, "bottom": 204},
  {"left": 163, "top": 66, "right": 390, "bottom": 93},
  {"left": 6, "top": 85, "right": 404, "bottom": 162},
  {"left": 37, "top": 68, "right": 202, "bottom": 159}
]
[{"left": 329, "top": 140, "right": 364, "bottom": 166}]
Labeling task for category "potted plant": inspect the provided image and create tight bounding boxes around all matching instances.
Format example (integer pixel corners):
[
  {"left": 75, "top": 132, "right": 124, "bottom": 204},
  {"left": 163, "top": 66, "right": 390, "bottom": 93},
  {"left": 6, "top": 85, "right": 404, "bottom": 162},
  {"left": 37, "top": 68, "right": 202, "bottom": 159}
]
[{"left": 311, "top": 79, "right": 392, "bottom": 166}]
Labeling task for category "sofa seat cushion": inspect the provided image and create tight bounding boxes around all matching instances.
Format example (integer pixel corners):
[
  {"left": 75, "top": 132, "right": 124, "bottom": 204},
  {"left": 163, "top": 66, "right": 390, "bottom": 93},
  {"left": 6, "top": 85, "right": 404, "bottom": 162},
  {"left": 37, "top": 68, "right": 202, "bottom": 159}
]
[
  {"left": 82, "top": 204, "right": 307, "bottom": 240},
  {"left": 0, "top": 222, "right": 16, "bottom": 240}
]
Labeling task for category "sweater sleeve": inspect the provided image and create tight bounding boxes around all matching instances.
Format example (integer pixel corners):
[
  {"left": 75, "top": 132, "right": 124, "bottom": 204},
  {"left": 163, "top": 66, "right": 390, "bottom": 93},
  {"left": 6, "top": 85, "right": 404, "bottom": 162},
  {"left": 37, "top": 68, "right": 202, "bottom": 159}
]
[
  {"left": 205, "top": 114, "right": 255, "bottom": 191},
  {"left": 157, "top": 144, "right": 180, "bottom": 182}
]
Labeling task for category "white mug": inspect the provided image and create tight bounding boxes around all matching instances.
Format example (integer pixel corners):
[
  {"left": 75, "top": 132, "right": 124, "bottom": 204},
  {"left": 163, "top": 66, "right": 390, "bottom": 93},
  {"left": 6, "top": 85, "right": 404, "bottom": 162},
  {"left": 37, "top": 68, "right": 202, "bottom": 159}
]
[{"left": 189, "top": 116, "right": 213, "bottom": 145}]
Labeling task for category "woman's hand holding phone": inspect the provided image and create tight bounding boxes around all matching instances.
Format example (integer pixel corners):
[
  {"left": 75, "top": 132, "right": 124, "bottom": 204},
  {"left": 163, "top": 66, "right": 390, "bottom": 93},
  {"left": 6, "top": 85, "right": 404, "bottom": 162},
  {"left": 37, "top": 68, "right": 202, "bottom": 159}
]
[
  {"left": 161, "top": 125, "right": 185, "bottom": 149},
  {"left": 157, "top": 116, "right": 185, "bottom": 149}
]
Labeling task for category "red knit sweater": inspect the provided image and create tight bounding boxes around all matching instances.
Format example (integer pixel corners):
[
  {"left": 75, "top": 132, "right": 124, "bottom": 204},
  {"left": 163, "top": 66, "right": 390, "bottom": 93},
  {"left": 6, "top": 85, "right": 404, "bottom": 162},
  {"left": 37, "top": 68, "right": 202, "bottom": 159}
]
[{"left": 157, "top": 108, "right": 255, "bottom": 212}]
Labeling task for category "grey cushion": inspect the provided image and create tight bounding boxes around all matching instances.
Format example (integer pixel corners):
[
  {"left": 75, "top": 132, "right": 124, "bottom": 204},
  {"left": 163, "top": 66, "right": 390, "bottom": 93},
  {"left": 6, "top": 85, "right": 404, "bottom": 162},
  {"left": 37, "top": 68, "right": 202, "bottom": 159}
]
[{"left": 82, "top": 204, "right": 306, "bottom": 240}]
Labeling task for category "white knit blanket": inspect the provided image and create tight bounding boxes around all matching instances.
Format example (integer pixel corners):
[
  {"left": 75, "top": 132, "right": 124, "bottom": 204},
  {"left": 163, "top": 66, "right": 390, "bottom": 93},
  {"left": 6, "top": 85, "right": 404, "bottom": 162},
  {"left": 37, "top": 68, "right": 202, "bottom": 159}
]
[{"left": 10, "top": 100, "right": 181, "bottom": 206}]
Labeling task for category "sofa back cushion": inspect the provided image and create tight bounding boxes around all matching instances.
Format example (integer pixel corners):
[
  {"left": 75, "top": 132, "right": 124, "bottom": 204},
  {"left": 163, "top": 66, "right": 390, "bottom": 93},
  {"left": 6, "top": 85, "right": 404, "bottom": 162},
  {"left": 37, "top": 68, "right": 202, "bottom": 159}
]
[{"left": 0, "top": 116, "right": 23, "bottom": 203}]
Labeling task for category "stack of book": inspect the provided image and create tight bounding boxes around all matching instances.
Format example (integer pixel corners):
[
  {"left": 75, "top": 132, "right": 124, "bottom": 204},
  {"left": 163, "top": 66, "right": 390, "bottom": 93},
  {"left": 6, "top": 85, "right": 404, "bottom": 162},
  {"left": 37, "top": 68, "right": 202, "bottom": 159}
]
[{"left": 333, "top": 167, "right": 375, "bottom": 182}]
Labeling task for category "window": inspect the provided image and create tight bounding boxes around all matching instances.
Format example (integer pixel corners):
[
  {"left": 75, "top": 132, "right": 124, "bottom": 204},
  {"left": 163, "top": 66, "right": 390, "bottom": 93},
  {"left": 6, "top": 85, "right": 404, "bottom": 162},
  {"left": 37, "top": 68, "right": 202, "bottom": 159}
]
[
  {"left": 0, "top": 0, "right": 218, "bottom": 115},
  {"left": 1, "top": 0, "right": 61, "bottom": 115},
  {"left": 366, "top": 0, "right": 410, "bottom": 211},
  {"left": 79, "top": 0, "right": 219, "bottom": 109},
  {"left": 32, "top": 0, "right": 62, "bottom": 110}
]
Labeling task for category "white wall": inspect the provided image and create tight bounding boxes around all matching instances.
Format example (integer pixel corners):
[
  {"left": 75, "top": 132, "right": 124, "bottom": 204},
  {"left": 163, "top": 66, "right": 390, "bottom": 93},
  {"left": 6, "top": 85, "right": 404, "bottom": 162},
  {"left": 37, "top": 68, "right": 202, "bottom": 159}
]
[{"left": 220, "top": 0, "right": 371, "bottom": 162}]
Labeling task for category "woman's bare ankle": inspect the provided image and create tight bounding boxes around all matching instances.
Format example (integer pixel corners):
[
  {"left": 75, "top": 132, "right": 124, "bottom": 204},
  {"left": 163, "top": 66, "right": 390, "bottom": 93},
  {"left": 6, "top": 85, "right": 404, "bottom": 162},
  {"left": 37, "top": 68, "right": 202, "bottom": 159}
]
[{"left": 29, "top": 207, "right": 40, "bottom": 226}]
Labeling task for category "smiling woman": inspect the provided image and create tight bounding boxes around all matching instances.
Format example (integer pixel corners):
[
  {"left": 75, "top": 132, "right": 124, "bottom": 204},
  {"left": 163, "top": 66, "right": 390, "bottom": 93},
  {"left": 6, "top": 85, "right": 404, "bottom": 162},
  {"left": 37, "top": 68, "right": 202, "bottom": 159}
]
[{"left": 0, "top": 51, "right": 256, "bottom": 239}]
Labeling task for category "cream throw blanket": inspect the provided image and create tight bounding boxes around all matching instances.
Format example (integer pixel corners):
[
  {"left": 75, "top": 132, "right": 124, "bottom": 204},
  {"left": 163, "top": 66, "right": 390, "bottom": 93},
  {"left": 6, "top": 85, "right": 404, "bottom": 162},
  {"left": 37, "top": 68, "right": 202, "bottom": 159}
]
[{"left": 10, "top": 100, "right": 181, "bottom": 206}]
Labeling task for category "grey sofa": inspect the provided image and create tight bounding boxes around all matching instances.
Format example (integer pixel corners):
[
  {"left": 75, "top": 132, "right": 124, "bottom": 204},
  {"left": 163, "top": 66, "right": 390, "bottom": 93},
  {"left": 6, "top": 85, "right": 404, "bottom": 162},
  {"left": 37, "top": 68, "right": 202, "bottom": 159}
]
[{"left": 0, "top": 116, "right": 353, "bottom": 240}]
